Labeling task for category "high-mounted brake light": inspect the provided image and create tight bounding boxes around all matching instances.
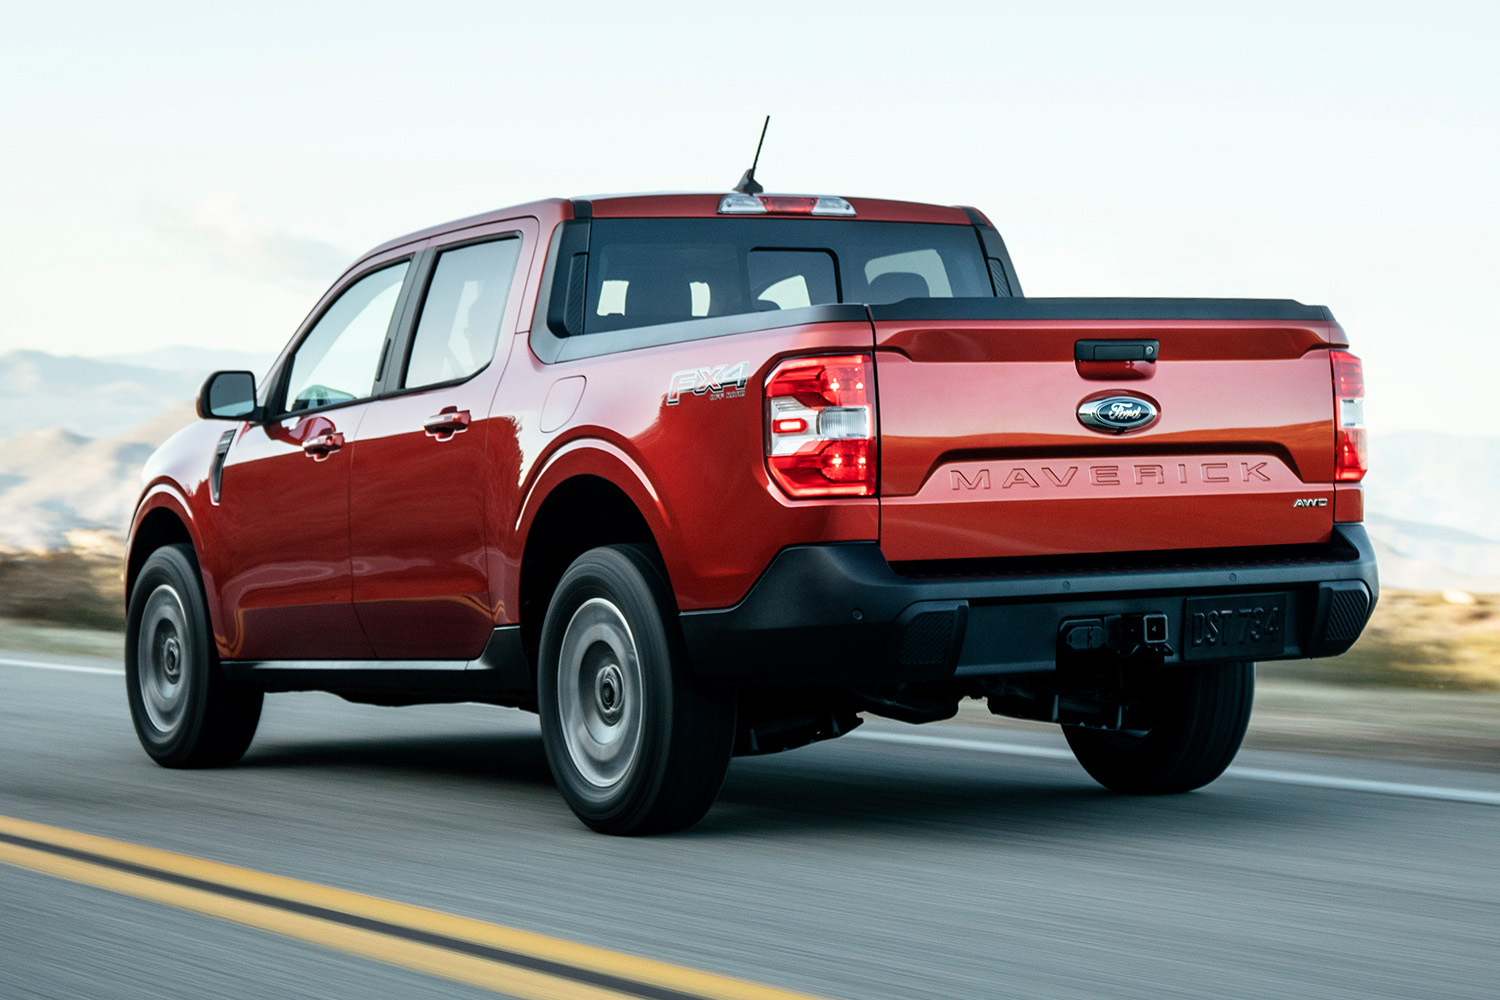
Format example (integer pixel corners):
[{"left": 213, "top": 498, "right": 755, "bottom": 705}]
[
  {"left": 718, "top": 193, "right": 856, "bottom": 216},
  {"left": 1331, "top": 350, "right": 1366, "bottom": 482},
  {"left": 765, "top": 355, "right": 876, "bottom": 497}
]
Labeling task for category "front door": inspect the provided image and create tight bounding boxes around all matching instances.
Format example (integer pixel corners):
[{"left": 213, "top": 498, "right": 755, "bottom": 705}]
[
  {"left": 214, "top": 258, "right": 413, "bottom": 660},
  {"left": 350, "top": 231, "right": 527, "bottom": 659}
]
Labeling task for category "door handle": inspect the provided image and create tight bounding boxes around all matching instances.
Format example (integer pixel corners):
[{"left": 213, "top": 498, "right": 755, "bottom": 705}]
[
  {"left": 301, "top": 431, "right": 345, "bottom": 460},
  {"left": 424, "top": 408, "right": 471, "bottom": 439}
]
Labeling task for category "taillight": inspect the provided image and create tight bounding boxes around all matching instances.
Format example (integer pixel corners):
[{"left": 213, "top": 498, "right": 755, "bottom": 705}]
[
  {"left": 765, "top": 354, "right": 876, "bottom": 497},
  {"left": 1331, "top": 350, "right": 1367, "bottom": 482}
]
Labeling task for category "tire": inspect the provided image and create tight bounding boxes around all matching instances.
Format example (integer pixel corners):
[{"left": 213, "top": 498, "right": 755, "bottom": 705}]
[
  {"left": 125, "top": 544, "right": 263, "bottom": 768},
  {"left": 1064, "top": 661, "right": 1254, "bottom": 795},
  {"left": 538, "top": 545, "right": 734, "bottom": 835}
]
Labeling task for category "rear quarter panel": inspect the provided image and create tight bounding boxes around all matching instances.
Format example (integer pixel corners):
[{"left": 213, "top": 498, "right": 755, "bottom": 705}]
[{"left": 493, "top": 321, "right": 881, "bottom": 616}]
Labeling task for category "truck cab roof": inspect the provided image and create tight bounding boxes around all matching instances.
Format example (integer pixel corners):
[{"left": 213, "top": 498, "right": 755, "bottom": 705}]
[{"left": 364, "top": 193, "right": 978, "bottom": 261}]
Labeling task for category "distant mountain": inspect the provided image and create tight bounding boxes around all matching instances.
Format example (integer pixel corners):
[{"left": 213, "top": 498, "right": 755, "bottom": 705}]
[
  {"left": 0, "top": 348, "right": 276, "bottom": 441},
  {"left": 0, "top": 350, "right": 206, "bottom": 440},
  {"left": 0, "top": 404, "right": 195, "bottom": 554}
]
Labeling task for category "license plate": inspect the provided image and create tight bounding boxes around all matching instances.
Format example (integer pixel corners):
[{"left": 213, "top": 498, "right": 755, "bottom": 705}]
[{"left": 1182, "top": 593, "right": 1289, "bottom": 661}]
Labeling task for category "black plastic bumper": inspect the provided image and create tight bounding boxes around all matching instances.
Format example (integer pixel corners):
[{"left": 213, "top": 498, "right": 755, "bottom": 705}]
[{"left": 679, "top": 525, "right": 1378, "bottom": 686}]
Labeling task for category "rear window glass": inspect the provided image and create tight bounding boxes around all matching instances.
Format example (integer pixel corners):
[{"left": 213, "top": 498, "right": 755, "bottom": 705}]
[
  {"left": 403, "top": 238, "right": 521, "bottom": 390},
  {"left": 582, "top": 219, "right": 992, "bottom": 334}
]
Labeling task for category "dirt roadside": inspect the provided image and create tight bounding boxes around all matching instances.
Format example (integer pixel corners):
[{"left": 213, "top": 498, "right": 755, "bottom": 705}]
[{"left": 952, "top": 684, "right": 1500, "bottom": 774}]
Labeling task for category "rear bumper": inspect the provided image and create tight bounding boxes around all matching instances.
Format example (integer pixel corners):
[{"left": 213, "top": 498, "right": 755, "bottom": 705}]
[{"left": 679, "top": 525, "right": 1378, "bottom": 685}]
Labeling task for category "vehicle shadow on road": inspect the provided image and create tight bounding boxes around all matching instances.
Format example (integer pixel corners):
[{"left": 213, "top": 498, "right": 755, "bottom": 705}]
[
  {"left": 241, "top": 731, "right": 556, "bottom": 788},
  {"left": 239, "top": 725, "right": 1313, "bottom": 842},
  {"left": 697, "top": 747, "right": 1312, "bottom": 842}
]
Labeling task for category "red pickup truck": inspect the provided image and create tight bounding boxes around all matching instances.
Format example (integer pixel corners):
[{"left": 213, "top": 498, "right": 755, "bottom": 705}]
[{"left": 125, "top": 191, "right": 1376, "bottom": 833}]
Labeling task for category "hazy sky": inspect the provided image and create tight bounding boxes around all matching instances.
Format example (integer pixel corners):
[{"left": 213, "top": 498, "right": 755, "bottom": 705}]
[{"left": 2, "top": 0, "right": 1495, "bottom": 434}]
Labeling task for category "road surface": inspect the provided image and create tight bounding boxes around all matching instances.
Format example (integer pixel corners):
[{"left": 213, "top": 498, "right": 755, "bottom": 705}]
[{"left": 2, "top": 649, "right": 1497, "bottom": 999}]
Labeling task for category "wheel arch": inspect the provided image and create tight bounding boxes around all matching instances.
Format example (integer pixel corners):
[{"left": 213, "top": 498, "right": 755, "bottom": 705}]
[
  {"left": 126, "top": 489, "right": 203, "bottom": 599},
  {"left": 516, "top": 467, "right": 664, "bottom": 670}
]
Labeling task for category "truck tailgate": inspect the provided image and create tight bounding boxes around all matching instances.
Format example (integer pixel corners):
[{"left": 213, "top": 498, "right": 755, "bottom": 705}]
[{"left": 872, "top": 299, "right": 1346, "bottom": 563}]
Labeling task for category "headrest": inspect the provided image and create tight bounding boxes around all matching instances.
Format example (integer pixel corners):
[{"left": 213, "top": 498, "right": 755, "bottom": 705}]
[
  {"left": 621, "top": 270, "right": 692, "bottom": 326},
  {"left": 866, "top": 271, "right": 931, "bottom": 304}
]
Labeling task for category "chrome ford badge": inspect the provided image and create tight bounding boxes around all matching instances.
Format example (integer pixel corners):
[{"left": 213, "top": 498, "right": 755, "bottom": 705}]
[{"left": 1078, "top": 395, "right": 1159, "bottom": 434}]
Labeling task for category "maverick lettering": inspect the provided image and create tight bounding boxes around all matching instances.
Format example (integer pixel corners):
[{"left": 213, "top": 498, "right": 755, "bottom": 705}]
[{"left": 949, "top": 461, "right": 1273, "bottom": 490}]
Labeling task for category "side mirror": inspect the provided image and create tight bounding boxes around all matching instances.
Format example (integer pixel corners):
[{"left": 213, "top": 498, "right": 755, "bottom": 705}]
[{"left": 198, "top": 371, "right": 260, "bottom": 421}]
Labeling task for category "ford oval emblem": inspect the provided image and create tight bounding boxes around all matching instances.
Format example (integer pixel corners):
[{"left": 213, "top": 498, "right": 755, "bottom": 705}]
[{"left": 1078, "top": 395, "right": 1159, "bottom": 434}]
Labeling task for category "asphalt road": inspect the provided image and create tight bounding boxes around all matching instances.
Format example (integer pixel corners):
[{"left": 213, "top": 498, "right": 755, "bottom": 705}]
[{"left": 3, "top": 649, "right": 1498, "bottom": 1000}]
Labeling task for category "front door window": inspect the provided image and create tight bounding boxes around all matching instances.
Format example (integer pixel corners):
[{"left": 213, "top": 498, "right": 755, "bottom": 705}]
[{"left": 284, "top": 262, "right": 409, "bottom": 412}]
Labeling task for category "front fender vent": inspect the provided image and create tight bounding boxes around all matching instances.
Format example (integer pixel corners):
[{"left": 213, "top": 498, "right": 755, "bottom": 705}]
[{"left": 210, "top": 430, "right": 235, "bottom": 504}]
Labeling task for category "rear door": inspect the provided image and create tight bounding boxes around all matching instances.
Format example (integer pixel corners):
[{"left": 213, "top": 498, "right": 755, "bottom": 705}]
[
  {"left": 871, "top": 300, "right": 1343, "bottom": 563},
  {"left": 348, "top": 221, "right": 533, "bottom": 659}
]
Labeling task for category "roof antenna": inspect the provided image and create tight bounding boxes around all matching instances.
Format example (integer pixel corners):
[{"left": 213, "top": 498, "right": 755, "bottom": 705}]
[{"left": 733, "top": 116, "right": 770, "bottom": 194}]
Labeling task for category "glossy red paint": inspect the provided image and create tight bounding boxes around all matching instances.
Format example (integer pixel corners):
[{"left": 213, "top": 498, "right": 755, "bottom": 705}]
[
  {"left": 347, "top": 217, "right": 539, "bottom": 659},
  {"left": 1075, "top": 358, "right": 1155, "bottom": 380},
  {"left": 211, "top": 406, "right": 376, "bottom": 659},
  {"left": 1334, "top": 484, "right": 1365, "bottom": 523},
  {"left": 493, "top": 320, "right": 881, "bottom": 616},
  {"left": 872, "top": 318, "right": 1345, "bottom": 560}
]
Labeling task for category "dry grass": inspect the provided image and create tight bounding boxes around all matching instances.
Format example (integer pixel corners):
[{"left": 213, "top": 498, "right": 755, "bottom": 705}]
[
  {"left": 0, "top": 552, "right": 124, "bottom": 631},
  {"left": 1262, "top": 589, "right": 1500, "bottom": 691}
]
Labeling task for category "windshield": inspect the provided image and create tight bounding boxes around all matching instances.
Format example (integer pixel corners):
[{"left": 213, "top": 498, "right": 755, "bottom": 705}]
[{"left": 583, "top": 219, "right": 994, "bottom": 334}]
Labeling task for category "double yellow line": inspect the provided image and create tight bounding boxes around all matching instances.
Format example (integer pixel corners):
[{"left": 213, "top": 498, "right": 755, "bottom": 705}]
[{"left": 0, "top": 815, "right": 829, "bottom": 1000}]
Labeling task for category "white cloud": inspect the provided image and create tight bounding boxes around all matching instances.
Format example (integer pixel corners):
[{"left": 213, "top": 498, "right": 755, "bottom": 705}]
[{"left": 144, "top": 196, "right": 351, "bottom": 286}]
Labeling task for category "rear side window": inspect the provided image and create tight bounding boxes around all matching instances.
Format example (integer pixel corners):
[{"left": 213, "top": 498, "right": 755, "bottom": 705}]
[
  {"left": 581, "top": 219, "right": 992, "bottom": 335},
  {"left": 404, "top": 238, "right": 521, "bottom": 390}
]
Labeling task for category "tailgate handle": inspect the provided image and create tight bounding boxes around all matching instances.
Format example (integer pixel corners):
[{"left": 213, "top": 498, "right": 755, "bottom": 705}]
[
  {"left": 1075, "top": 339, "right": 1158, "bottom": 362},
  {"left": 1075, "top": 339, "right": 1158, "bottom": 381}
]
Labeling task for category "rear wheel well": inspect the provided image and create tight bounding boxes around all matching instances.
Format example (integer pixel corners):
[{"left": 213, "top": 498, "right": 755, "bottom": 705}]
[
  {"left": 126, "top": 508, "right": 193, "bottom": 604},
  {"left": 519, "top": 476, "right": 658, "bottom": 668}
]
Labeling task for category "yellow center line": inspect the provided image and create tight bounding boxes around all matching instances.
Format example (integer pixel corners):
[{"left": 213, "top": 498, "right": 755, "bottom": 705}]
[{"left": 0, "top": 814, "right": 832, "bottom": 1000}]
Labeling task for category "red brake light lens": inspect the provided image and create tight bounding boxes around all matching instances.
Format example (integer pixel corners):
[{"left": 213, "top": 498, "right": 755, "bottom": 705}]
[
  {"left": 1332, "top": 350, "right": 1364, "bottom": 398},
  {"left": 1331, "top": 350, "right": 1366, "bottom": 482},
  {"left": 765, "top": 355, "right": 876, "bottom": 497},
  {"left": 757, "top": 196, "right": 818, "bottom": 214}
]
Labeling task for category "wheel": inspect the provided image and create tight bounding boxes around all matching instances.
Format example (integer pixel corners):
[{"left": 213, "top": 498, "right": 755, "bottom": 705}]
[
  {"left": 538, "top": 545, "right": 734, "bottom": 834},
  {"left": 1064, "top": 661, "right": 1254, "bottom": 794},
  {"left": 125, "top": 544, "right": 262, "bottom": 767}
]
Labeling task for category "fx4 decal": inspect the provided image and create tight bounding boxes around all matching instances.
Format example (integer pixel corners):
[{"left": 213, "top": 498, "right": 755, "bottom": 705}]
[{"left": 666, "top": 362, "right": 751, "bottom": 405}]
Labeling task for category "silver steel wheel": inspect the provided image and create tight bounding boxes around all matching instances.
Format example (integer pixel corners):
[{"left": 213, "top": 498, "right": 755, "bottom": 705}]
[
  {"left": 137, "top": 583, "right": 191, "bottom": 734},
  {"left": 556, "top": 597, "right": 645, "bottom": 789}
]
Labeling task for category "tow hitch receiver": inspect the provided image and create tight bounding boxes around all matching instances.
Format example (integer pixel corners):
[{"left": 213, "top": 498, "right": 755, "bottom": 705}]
[
  {"left": 984, "top": 613, "right": 1176, "bottom": 731},
  {"left": 1059, "top": 613, "right": 1174, "bottom": 665}
]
